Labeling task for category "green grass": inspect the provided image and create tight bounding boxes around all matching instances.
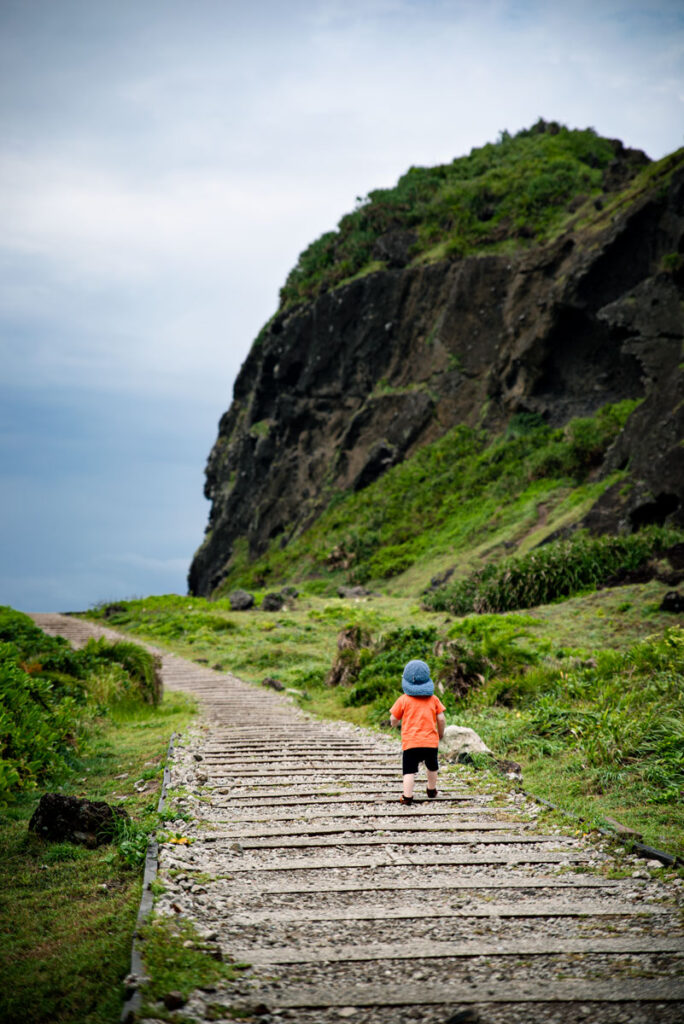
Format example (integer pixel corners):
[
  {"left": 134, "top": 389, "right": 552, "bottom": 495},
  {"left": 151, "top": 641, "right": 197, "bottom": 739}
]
[
  {"left": 0, "top": 690, "right": 196, "bottom": 1024},
  {"left": 139, "top": 916, "right": 243, "bottom": 1015},
  {"left": 209, "top": 399, "right": 640, "bottom": 596}
]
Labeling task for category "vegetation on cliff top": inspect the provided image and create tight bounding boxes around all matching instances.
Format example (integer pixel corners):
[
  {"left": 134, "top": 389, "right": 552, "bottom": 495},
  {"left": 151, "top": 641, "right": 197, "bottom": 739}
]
[{"left": 279, "top": 120, "right": 646, "bottom": 307}]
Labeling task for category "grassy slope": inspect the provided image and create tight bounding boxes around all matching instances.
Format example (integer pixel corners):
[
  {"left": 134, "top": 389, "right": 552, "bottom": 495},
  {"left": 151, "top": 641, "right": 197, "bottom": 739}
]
[
  {"left": 215, "top": 401, "right": 639, "bottom": 595},
  {"left": 0, "top": 691, "right": 195, "bottom": 1024}
]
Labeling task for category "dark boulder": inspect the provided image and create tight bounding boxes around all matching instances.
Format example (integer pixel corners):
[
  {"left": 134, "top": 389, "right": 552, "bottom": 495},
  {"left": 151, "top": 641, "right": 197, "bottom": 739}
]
[
  {"left": 660, "top": 590, "right": 684, "bottom": 613},
  {"left": 262, "top": 676, "right": 285, "bottom": 691},
  {"left": 372, "top": 229, "right": 418, "bottom": 268},
  {"left": 102, "top": 602, "right": 126, "bottom": 619},
  {"left": 28, "top": 793, "right": 129, "bottom": 847},
  {"left": 229, "top": 589, "right": 254, "bottom": 611},
  {"left": 338, "top": 585, "right": 372, "bottom": 599},
  {"left": 261, "top": 592, "right": 284, "bottom": 611}
]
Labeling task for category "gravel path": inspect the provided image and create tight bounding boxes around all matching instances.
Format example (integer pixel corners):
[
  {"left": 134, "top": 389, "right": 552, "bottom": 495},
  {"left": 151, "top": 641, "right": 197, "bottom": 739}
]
[{"left": 32, "top": 614, "right": 684, "bottom": 1024}]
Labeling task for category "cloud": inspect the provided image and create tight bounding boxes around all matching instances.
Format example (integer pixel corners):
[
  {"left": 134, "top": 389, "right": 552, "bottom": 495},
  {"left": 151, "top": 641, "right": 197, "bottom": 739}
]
[{"left": 1, "top": 0, "right": 683, "bottom": 611}]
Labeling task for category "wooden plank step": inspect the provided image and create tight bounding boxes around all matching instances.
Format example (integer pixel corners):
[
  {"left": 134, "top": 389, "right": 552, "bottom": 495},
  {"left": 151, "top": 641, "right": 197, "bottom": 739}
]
[
  {"left": 210, "top": 770, "right": 402, "bottom": 779},
  {"left": 200, "top": 833, "right": 563, "bottom": 848},
  {"left": 202, "top": 821, "right": 520, "bottom": 838},
  {"left": 231, "top": 899, "right": 656, "bottom": 924},
  {"left": 224, "top": 876, "right": 620, "bottom": 895},
  {"left": 209, "top": 797, "right": 477, "bottom": 808},
  {"left": 235, "top": 934, "right": 684, "bottom": 966},
  {"left": 206, "top": 764, "right": 401, "bottom": 771},
  {"left": 250, "top": 978, "right": 684, "bottom": 1009},
  {"left": 215, "top": 791, "right": 473, "bottom": 802},
  {"left": 214, "top": 806, "right": 501, "bottom": 822},
  {"left": 197, "top": 852, "right": 586, "bottom": 871},
  {"left": 202, "top": 751, "right": 399, "bottom": 759}
]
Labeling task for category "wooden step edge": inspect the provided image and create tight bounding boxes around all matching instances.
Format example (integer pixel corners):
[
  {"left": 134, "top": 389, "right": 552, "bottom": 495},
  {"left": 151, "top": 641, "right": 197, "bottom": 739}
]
[{"left": 248, "top": 977, "right": 684, "bottom": 1009}]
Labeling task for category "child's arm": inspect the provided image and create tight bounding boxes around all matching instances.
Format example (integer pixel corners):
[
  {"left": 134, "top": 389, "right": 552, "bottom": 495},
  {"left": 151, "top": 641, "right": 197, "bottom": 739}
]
[
  {"left": 390, "top": 714, "right": 401, "bottom": 729},
  {"left": 436, "top": 712, "right": 446, "bottom": 739}
]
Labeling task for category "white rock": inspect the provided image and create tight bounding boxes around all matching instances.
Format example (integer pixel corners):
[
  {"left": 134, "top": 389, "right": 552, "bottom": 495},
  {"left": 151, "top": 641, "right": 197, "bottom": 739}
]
[{"left": 440, "top": 725, "right": 491, "bottom": 757}]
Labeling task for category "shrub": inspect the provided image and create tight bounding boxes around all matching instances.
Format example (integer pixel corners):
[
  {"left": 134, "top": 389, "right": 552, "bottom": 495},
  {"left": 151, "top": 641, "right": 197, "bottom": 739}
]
[
  {"left": 0, "top": 606, "right": 164, "bottom": 803},
  {"left": 424, "top": 526, "right": 684, "bottom": 615},
  {"left": 343, "top": 626, "right": 437, "bottom": 707},
  {"left": 82, "top": 639, "right": 162, "bottom": 705},
  {"left": 0, "top": 645, "right": 84, "bottom": 798}
]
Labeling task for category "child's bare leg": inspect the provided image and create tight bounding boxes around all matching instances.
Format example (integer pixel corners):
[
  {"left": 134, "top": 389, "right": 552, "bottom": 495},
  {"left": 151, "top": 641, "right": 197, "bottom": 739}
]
[
  {"left": 403, "top": 773, "right": 416, "bottom": 798},
  {"left": 427, "top": 768, "right": 438, "bottom": 790}
]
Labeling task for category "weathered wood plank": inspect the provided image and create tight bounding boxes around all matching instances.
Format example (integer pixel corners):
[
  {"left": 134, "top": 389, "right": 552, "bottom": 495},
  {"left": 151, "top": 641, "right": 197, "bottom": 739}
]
[{"left": 237, "top": 934, "right": 684, "bottom": 965}]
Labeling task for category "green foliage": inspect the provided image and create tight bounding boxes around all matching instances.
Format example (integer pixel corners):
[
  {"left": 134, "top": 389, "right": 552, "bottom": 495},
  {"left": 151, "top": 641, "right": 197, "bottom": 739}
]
[
  {"left": 469, "top": 627, "right": 684, "bottom": 812},
  {"left": 337, "top": 618, "right": 539, "bottom": 722},
  {"left": 425, "top": 525, "right": 683, "bottom": 615},
  {"left": 111, "top": 812, "right": 155, "bottom": 869},
  {"left": 0, "top": 690, "right": 195, "bottom": 1024},
  {"left": 83, "top": 639, "right": 162, "bottom": 705},
  {"left": 0, "top": 647, "right": 83, "bottom": 796},
  {"left": 99, "top": 595, "right": 237, "bottom": 642},
  {"left": 279, "top": 121, "right": 623, "bottom": 306},
  {"left": 344, "top": 626, "right": 437, "bottom": 707},
  {"left": 0, "top": 606, "right": 162, "bottom": 803}
]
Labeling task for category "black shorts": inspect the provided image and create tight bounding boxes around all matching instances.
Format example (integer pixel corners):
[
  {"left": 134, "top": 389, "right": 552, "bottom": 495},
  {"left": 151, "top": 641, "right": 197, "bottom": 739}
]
[{"left": 402, "top": 747, "right": 439, "bottom": 775}]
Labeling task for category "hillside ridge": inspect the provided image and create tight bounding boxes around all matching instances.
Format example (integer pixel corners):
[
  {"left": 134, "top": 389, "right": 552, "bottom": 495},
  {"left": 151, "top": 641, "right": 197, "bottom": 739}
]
[{"left": 189, "top": 127, "right": 684, "bottom": 598}]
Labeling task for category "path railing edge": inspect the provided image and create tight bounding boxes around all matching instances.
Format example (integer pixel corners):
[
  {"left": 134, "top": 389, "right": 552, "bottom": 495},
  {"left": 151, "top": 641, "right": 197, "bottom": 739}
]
[
  {"left": 121, "top": 731, "right": 176, "bottom": 1024},
  {"left": 521, "top": 788, "right": 681, "bottom": 868}
]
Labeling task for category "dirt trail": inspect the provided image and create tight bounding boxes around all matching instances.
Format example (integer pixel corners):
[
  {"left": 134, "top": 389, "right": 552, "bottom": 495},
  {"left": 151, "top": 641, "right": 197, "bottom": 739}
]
[{"left": 32, "top": 614, "right": 684, "bottom": 1023}]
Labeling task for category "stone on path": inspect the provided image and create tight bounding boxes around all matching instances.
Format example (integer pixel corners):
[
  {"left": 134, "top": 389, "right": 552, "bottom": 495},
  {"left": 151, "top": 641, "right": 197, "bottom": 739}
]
[{"left": 440, "top": 725, "right": 491, "bottom": 759}]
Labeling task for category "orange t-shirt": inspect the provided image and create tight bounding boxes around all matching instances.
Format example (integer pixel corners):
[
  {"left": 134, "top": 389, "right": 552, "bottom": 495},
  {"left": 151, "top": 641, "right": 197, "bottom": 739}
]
[{"left": 390, "top": 694, "right": 445, "bottom": 750}]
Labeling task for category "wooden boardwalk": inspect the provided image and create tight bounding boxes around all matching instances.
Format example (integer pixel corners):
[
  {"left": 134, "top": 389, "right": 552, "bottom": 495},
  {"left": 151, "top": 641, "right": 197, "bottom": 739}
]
[{"left": 33, "top": 614, "right": 684, "bottom": 1024}]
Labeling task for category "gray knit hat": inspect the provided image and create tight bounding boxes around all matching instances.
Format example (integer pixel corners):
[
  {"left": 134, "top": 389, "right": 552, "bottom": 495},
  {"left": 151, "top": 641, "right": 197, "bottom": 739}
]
[{"left": 401, "top": 659, "right": 434, "bottom": 697}]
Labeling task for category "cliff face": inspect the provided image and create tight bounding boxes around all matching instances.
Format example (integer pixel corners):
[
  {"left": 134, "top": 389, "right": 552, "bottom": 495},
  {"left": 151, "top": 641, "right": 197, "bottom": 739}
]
[{"left": 189, "top": 156, "right": 684, "bottom": 597}]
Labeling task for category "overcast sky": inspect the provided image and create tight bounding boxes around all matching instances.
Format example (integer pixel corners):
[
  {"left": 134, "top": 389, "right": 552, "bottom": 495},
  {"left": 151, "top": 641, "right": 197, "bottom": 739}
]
[{"left": 1, "top": 0, "right": 683, "bottom": 612}]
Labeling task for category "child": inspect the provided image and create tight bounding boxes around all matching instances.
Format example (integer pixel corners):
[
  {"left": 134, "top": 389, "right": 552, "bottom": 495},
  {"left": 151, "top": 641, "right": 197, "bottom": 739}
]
[{"left": 390, "top": 659, "right": 446, "bottom": 805}]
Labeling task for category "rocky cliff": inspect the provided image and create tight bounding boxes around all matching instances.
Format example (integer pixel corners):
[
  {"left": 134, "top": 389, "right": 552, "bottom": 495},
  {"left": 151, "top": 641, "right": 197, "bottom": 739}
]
[{"left": 189, "top": 144, "right": 684, "bottom": 598}]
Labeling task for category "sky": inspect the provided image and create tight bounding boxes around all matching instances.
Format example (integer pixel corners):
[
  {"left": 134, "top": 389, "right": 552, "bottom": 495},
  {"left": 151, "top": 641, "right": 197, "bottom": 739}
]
[{"left": 1, "top": 0, "right": 683, "bottom": 612}]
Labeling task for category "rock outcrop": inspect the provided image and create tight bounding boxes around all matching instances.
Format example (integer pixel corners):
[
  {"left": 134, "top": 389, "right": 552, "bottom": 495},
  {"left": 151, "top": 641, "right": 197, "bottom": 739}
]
[
  {"left": 189, "top": 150, "right": 684, "bottom": 597},
  {"left": 28, "top": 793, "right": 129, "bottom": 847}
]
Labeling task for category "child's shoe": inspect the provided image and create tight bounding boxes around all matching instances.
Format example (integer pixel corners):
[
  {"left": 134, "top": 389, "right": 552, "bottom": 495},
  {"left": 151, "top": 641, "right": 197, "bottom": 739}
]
[
  {"left": 426, "top": 787, "right": 438, "bottom": 799},
  {"left": 399, "top": 794, "right": 414, "bottom": 805}
]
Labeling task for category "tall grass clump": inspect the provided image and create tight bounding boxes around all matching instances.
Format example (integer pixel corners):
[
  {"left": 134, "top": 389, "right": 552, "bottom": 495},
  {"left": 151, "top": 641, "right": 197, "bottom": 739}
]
[
  {"left": 424, "top": 526, "right": 684, "bottom": 615},
  {"left": 322, "top": 615, "right": 539, "bottom": 725}
]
